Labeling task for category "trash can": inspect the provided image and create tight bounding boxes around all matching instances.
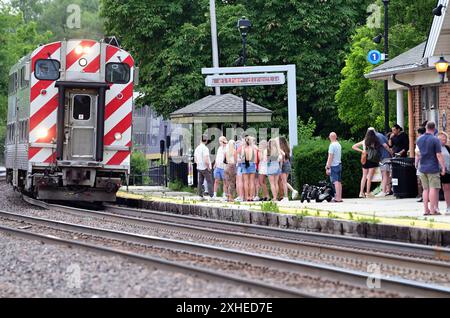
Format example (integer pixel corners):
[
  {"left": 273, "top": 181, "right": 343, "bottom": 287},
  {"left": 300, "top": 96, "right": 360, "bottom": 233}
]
[{"left": 391, "top": 158, "right": 418, "bottom": 199}]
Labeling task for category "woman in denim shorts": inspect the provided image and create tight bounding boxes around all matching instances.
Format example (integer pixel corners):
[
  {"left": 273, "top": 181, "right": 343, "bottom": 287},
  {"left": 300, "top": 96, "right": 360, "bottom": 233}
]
[
  {"left": 241, "top": 136, "right": 257, "bottom": 201},
  {"left": 267, "top": 139, "right": 284, "bottom": 201}
]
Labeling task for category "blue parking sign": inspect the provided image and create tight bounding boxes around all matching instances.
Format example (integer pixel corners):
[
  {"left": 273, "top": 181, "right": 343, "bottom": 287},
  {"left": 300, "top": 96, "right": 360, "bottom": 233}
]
[{"left": 368, "top": 50, "right": 382, "bottom": 65}]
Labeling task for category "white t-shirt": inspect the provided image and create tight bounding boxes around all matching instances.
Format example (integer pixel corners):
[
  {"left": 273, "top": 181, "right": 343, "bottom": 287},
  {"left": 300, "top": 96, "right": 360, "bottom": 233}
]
[
  {"left": 194, "top": 143, "right": 211, "bottom": 171},
  {"left": 215, "top": 146, "right": 226, "bottom": 170}
]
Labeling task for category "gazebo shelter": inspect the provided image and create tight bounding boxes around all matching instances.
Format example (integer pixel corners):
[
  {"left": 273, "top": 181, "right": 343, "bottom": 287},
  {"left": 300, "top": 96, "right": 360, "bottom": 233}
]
[{"left": 170, "top": 93, "right": 272, "bottom": 126}]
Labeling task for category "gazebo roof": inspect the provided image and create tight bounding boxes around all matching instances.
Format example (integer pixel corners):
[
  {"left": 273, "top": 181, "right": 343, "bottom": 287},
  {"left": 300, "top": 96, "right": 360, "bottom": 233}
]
[{"left": 170, "top": 94, "right": 272, "bottom": 124}]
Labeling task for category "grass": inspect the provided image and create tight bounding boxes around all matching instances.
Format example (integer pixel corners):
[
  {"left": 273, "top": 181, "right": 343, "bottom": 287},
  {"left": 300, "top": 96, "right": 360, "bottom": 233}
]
[{"left": 260, "top": 201, "right": 280, "bottom": 213}]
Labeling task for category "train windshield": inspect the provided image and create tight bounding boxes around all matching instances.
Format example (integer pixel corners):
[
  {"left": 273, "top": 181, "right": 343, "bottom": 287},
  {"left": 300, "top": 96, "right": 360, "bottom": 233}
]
[
  {"left": 35, "top": 59, "right": 60, "bottom": 80},
  {"left": 106, "top": 63, "right": 130, "bottom": 84}
]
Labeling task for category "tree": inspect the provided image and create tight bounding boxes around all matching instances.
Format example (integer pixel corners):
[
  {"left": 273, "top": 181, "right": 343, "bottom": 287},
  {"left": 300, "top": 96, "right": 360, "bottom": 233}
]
[
  {"left": 336, "top": 0, "right": 436, "bottom": 138},
  {"left": 101, "top": 0, "right": 371, "bottom": 137},
  {"left": 37, "top": 0, "right": 104, "bottom": 41},
  {"left": 0, "top": 6, "right": 51, "bottom": 160}
]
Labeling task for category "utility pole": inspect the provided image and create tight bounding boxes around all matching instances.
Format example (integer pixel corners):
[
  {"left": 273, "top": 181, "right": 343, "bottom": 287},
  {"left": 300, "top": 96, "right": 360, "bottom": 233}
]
[
  {"left": 383, "top": 0, "right": 390, "bottom": 134},
  {"left": 209, "top": 0, "right": 221, "bottom": 96}
]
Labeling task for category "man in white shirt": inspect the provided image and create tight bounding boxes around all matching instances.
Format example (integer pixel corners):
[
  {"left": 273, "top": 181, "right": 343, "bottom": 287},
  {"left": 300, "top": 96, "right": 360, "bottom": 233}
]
[
  {"left": 194, "top": 135, "right": 213, "bottom": 198},
  {"left": 325, "top": 132, "right": 343, "bottom": 202}
]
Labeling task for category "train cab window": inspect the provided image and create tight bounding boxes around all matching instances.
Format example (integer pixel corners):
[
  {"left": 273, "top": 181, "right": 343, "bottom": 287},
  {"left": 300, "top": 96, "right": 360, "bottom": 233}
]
[
  {"left": 8, "top": 73, "right": 17, "bottom": 95},
  {"left": 106, "top": 63, "right": 130, "bottom": 84},
  {"left": 35, "top": 59, "right": 60, "bottom": 81},
  {"left": 73, "top": 95, "right": 91, "bottom": 121},
  {"left": 20, "top": 66, "right": 29, "bottom": 88}
]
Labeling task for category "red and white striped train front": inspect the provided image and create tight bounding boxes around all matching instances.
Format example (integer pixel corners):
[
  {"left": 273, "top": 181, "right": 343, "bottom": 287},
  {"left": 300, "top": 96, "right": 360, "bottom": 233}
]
[{"left": 27, "top": 39, "right": 134, "bottom": 202}]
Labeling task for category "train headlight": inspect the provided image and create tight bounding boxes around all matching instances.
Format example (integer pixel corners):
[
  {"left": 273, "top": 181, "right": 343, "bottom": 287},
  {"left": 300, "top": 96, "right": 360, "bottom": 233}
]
[
  {"left": 75, "top": 46, "right": 84, "bottom": 55},
  {"left": 37, "top": 128, "right": 48, "bottom": 139},
  {"left": 114, "top": 132, "right": 122, "bottom": 141},
  {"left": 75, "top": 46, "right": 91, "bottom": 55}
]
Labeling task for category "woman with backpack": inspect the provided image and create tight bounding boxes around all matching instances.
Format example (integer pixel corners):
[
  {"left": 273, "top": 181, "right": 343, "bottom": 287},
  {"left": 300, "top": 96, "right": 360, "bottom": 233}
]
[{"left": 352, "top": 129, "right": 381, "bottom": 198}]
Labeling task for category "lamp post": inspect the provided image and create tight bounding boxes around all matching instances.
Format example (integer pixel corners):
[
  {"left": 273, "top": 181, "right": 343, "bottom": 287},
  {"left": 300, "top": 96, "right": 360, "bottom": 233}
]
[
  {"left": 238, "top": 17, "right": 251, "bottom": 131},
  {"left": 383, "top": 0, "right": 390, "bottom": 134},
  {"left": 435, "top": 56, "right": 449, "bottom": 83}
]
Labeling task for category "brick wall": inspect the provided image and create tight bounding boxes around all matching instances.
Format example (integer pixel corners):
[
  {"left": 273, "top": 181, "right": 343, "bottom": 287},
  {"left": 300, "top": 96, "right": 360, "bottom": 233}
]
[
  {"left": 412, "top": 86, "right": 421, "bottom": 141},
  {"left": 439, "top": 83, "right": 450, "bottom": 135}
]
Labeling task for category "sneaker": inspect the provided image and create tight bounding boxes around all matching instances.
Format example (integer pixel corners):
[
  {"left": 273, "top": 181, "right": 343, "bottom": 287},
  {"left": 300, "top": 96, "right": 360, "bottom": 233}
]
[
  {"left": 446, "top": 208, "right": 450, "bottom": 216},
  {"left": 292, "top": 190, "right": 299, "bottom": 200},
  {"left": 235, "top": 197, "right": 243, "bottom": 202},
  {"left": 280, "top": 197, "right": 289, "bottom": 203},
  {"left": 199, "top": 196, "right": 206, "bottom": 201},
  {"left": 223, "top": 193, "right": 227, "bottom": 199},
  {"left": 375, "top": 192, "right": 387, "bottom": 198},
  {"left": 253, "top": 196, "right": 260, "bottom": 201}
]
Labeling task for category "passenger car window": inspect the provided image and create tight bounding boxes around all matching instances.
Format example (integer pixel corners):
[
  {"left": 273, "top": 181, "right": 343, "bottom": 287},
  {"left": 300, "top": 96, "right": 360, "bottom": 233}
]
[
  {"left": 73, "top": 95, "right": 91, "bottom": 121},
  {"left": 35, "top": 59, "right": 60, "bottom": 81},
  {"left": 106, "top": 63, "right": 130, "bottom": 84}
]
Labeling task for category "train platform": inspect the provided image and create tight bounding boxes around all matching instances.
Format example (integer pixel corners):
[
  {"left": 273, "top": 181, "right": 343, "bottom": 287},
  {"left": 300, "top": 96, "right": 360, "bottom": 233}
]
[{"left": 118, "top": 187, "right": 450, "bottom": 231}]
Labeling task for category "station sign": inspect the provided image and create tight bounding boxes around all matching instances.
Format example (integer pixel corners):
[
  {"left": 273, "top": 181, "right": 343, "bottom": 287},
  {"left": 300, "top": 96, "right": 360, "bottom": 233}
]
[
  {"left": 368, "top": 50, "right": 382, "bottom": 65},
  {"left": 205, "top": 73, "right": 286, "bottom": 87}
]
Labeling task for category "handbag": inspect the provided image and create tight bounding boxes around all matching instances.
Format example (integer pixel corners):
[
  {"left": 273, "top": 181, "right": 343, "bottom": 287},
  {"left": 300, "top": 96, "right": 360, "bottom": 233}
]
[{"left": 361, "top": 144, "right": 367, "bottom": 165}]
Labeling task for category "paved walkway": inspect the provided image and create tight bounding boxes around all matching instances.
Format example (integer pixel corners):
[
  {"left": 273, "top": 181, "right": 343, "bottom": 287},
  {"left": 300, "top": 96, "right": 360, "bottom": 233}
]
[
  {"left": 119, "top": 186, "right": 450, "bottom": 228},
  {"left": 285, "top": 197, "right": 450, "bottom": 222}
]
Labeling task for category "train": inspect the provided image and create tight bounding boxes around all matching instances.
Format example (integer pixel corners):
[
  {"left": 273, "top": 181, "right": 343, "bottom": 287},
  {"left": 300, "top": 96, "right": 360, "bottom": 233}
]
[{"left": 4, "top": 38, "right": 137, "bottom": 202}]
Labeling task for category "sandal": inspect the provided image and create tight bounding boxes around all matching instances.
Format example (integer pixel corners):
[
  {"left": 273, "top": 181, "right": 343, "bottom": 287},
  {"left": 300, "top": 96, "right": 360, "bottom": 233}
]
[
  {"left": 359, "top": 193, "right": 365, "bottom": 198},
  {"left": 424, "top": 212, "right": 431, "bottom": 216}
]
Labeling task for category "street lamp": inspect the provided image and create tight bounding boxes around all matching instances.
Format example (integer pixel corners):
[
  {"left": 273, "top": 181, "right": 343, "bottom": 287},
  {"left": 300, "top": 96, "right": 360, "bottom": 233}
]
[
  {"left": 383, "top": 0, "right": 390, "bottom": 134},
  {"left": 237, "top": 17, "right": 251, "bottom": 131},
  {"left": 433, "top": 4, "right": 446, "bottom": 16},
  {"left": 435, "top": 56, "right": 449, "bottom": 83}
]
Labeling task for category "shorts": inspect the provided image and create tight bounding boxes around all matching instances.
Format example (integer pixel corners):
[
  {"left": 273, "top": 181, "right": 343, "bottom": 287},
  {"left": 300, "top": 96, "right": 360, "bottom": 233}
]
[
  {"left": 380, "top": 159, "right": 391, "bottom": 172},
  {"left": 330, "top": 164, "right": 342, "bottom": 183},
  {"left": 441, "top": 173, "right": 450, "bottom": 184},
  {"left": 363, "top": 160, "right": 379, "bottom": 169},
  {"left": 214, "top": 168, "right": 225, "bottom": 180},
  {"left": 236, "top": 164, "right": 243, "bottom": 176},
  {"left": 420, "top": 173, "right": 441, "bottom": 190},
  {"left": 267, "top": 161, "right": 281, "bottom": 176},
  {"left": 281, "top": 160, "right": 292, "bottom": 174},
  {"left": 258, "top": 162, "right": 268, "bottom": 175},
  {"left": 240, "top": 162, "right": 256, "bottom": 174}
]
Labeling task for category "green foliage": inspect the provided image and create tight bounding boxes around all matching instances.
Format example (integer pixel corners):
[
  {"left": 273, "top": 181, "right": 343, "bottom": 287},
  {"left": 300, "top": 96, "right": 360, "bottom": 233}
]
[
  {"left": 101, "top": 0, "right": 371, "bottom": 136},
  {"left": 260, "top": 201, "right": 280, "bottom": 213},
  {"left": 130, "top": 151, "right": 149, "bottom": 185},
  {"left": 297, "top": 117, "right": 317, "bottom": 144},
  {"left": 336, "top": 0, "right": 436, "bottom": 137},
  {"left": 293, "top": 139, "right": 362, "bottom": 198},
  {"left": 37, "top": 0, "right": 104, "bottom": 41},
  {"left": 0, "top": 6, "right": 51, "bottom": 153}
]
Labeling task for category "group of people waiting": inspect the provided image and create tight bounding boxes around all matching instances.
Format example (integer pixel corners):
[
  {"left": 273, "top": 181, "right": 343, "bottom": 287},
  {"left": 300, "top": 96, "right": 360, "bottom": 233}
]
[
  {"left": 415, "top": 121, "right": 450, "bottom": 216},
  {"left": 352, "top": 125, "right": 409, "bottom": 199},
  {"left": 194, "top": 134, "right": 299, "bottom": 202}
]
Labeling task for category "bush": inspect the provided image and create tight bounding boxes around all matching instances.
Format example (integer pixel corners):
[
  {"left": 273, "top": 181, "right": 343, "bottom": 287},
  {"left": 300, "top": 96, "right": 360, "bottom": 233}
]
[
  {"left": 131, "top": 151, "right": 149, "bottom": 185},
  {"left": 293, "top": 139, "right": 362, "bottom": 198}
]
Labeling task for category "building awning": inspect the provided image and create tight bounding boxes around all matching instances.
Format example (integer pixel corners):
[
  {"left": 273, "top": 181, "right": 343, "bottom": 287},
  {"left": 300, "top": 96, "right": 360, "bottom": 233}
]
[
  {"left": 365, "top": 42, "right": 430, "bottom": 80},
  {"left": 170, "top": 94, "right": 272, "bottom": 124}
]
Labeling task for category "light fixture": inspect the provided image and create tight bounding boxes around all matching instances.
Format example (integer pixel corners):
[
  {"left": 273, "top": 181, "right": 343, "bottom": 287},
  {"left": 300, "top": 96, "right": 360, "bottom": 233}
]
[
  {"left": 75, "top": 46, "right": 84, "bottom": 55},
  {"left": 373, "top": 34, "right": 383, "bottom": 44},
  {"left": 114, "top": 132, "right": 122, "bottom": 141},
  {"left": 37, "top": 128, "right": 48, "bottom": 139},
  {"left": 237, "top": 17, "right": 252, "bottom": 37},
  {"left": 78, "top": 58, "right": 88, "bottom": 67},
  {"left": 435, "top": 56, "right": 449, "bottom": 83},
  {"left": 433, "top": 4, "right": 446, "bottom": 16}
]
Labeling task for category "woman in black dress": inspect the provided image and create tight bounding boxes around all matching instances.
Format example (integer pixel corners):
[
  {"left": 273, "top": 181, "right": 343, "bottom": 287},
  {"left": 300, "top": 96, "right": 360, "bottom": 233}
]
[{"left": 352, "top": 129, "right": 381, "bottom": 198}]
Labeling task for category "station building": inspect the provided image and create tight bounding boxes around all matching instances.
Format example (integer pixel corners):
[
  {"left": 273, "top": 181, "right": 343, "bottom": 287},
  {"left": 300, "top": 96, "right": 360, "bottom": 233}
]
[{"left": 366, "top": 0, "right": 450, "bottom": 156}]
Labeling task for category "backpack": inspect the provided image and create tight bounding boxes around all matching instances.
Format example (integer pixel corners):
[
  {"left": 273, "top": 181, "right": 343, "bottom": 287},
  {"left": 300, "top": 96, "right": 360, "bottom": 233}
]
[{"left": 367, "top": 146, "right": 381, "bottom": 164}]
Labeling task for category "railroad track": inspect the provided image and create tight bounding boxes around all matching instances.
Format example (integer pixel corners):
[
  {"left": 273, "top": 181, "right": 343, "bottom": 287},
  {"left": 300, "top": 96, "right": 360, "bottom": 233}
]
[
  {"left": 13, "top": 196, "right": 450, "bottom": 297},
  {"left": 0, "top": 219, "right": 307, "bottom": 298}
]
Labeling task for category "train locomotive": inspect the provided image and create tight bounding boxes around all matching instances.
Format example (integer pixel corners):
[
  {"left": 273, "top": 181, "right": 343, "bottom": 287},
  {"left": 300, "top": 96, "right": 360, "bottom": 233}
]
[{"left": 5, "top": 38, "right": 136, "bottom": 202}]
